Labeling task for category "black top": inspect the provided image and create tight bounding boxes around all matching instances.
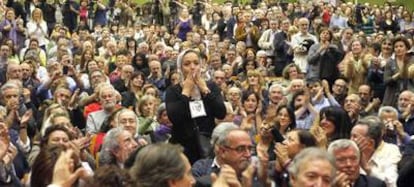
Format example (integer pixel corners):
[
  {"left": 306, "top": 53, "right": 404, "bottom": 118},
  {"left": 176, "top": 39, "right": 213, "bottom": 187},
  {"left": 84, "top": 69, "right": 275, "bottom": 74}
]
[
  {"left": 354, "top": 174, "right": 386, "bottom": 187},
  {"left": 165, "top": 81, "right": 226, "bottom": 163},
  {"left": 166, "top": 81, "right": 226, "bottom": 140}
]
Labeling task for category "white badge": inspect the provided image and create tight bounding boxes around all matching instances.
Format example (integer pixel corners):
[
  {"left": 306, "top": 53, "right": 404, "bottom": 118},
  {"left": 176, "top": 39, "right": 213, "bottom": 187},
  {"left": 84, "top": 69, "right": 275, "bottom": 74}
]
[{"left": 189, "top": 100, "right": 207, "bottom": 118}]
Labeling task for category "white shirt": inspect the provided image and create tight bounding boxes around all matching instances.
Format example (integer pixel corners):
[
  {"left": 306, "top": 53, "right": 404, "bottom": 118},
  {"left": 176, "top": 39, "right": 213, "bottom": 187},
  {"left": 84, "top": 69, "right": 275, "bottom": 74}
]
[
  {"left": 360, "top": 141, "right": 401, "bottom": 187},
  {"left": 26, "top": 20, "right": 49, "bottom": 46}
]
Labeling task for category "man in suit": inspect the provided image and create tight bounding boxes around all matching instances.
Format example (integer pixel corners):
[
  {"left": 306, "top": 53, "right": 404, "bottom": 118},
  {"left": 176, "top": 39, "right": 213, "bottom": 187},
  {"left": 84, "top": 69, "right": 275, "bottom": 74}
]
[
  {"left": 192, "top": 123, "right": 259, "bottom": 187},
  {"left": 258, "top": 19, "right": 279, "bottom": 64},
  {"left": 273, "top": 18, "right": 293, "bottom": 76},
  {"left": 328, "top": 139, "right": 386, "bottom": 187}
]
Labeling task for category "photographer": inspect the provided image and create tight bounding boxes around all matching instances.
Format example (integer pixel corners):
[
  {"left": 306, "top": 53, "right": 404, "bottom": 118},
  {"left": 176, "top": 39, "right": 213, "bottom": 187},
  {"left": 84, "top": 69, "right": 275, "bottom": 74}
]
[
  {"left": 379, "top": 106, "right": 410, "bottom": 148},
  {"left": 36, "top": 56, "right": 84, "bottom": 101}
]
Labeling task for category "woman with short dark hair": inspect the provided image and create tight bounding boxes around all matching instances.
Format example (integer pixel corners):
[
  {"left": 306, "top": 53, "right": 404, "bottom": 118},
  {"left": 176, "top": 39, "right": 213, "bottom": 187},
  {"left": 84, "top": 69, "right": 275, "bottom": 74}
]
[
  {"left": 383, "top": 36, "right": 414, "bottom": 107},
  {"left": 274, "top": 129, "right": 317, "bottom": 187}
]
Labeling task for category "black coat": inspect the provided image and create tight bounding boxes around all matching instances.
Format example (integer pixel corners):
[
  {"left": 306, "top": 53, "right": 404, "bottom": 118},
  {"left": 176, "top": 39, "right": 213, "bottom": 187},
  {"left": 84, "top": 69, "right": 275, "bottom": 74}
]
[
  {"left": 165, "top": 81, "right": 226, "bottom": 163},
  {"left": 354, "top": 174, "right": 386, "bottom": 187},
  {"left": 273, "top": 31, "right": 293, "bottom": 76}
]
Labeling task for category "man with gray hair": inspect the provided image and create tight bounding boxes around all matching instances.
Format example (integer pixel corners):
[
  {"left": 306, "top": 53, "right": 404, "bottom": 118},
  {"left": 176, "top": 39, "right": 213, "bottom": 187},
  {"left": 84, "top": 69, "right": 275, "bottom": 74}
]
[
  {"left": 258, "top": 19, "right": 279, "bottom": 61},
  {"left": 86, "top": 85, "right": 119, "bottom": 134},
  {"left": 378, "top": 106, "right": 410, "bottom": 146},
  {"left": 397, "top": 90, "right": 413, "bottom": 114},
  {"left": 351, "top": 116, "right": 401, "bottom": 187},
  {"left": 98, "top": 127, "right": 138, "bottom": 168},
  {"left": 328, "top": 139, "right": 386, "bottom": 187},
  {"left": 288, "top": 147, "right": 335, "bottom": 187},
  {"left": 268, "top": 84, "right": 286, "bottom": 108},
  {"left": 191, "top": 125, "right": 260, "bottom": 186},
  {"left": 291, "top": 17, "right": 318, "bottom": 73},
  {"left": 192, "top": 122, "right": 239, "bottom": 178},
  {"left": 113, "top": 64, "right": 134, "bottom": 93},
  {"left": 1, "top": 81, "right": 34, "bottom": 150}
]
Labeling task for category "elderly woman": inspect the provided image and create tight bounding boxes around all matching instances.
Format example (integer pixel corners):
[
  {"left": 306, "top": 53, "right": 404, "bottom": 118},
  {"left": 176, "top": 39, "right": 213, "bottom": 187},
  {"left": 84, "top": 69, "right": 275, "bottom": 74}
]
[
  {"left": 306, "top": 28, "right": 343, "bottom": 86},
  {"left": 341, "top": 38, "right": 372, "bottom": 94},
  {"left": 98, "top": 127, "right": 138, "bottom": 168},
  {"left": 165, "top": 49, "right": 226, "bottom": 163},
  {"left": 383, "top": 37, "right": 414, "bottom": 107},
  {"left": 89, "top": 108, "right": 147, "bottom": 158}
]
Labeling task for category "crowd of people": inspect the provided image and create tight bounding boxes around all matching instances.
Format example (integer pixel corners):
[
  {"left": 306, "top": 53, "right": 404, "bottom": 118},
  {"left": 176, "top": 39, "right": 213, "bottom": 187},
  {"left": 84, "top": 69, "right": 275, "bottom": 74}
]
[{"left": 1, "top": 0, "right": 414, "bottom": 186}]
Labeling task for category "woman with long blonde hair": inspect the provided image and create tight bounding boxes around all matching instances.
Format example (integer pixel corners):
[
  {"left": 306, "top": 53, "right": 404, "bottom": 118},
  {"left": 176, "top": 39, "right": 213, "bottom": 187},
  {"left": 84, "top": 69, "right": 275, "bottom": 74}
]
[
  {"left": 242, "top": 69, "right": 267, "bottom": 102},
  {"left": 27, "top": 8, "right": 49, "bottom": 48}
]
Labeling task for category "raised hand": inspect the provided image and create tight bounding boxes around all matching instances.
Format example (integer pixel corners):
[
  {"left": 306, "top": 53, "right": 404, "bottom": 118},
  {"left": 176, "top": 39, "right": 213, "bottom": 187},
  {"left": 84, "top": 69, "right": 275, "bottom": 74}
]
[
  {"left": 68, "top": 89, "right": 80, "bottom": 109},
  {"left": 2, "top": 143, "right": 17, "bottom": 165},
  {"left": 321, "top": 80, "right": 331, "bottom": 95},
  {"left": 333, "top": 171, "right": 351, "bottom": 187},
  {"left": 274, "top": 143, "right": 289, "bottom": 166},
  {"left": 182, "top": 74, "right": 195, "bottom": 97},
  {"left": 241, "top": 163, "right": 255, "bottom": 187},
  {"left": 19, "top": 109, "right": 33, "bottom": 126},
  {"left": 353, "top": 136, "right": 373, "bottom": 174},
  {"left": 193, "top": 72, "right": 209, "bottom": 94},
  {"left": 0, "top": 135, "right": 10, "bottom": 160},
  {"left": 310, "top": 125, "right": 328, "bottom": 148},
  {"left": 211, "top": 165, "right": 242, "bottom": 187},
  {"left": 52, "top": 149, "right": 89, "bottom": 187}
]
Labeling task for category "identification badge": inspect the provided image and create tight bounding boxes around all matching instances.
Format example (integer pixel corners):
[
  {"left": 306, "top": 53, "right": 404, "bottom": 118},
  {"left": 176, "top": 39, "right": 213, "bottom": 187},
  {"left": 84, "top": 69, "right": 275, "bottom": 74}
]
[{"left": 189, "top": 100, "right": 207, "bottom": 118}]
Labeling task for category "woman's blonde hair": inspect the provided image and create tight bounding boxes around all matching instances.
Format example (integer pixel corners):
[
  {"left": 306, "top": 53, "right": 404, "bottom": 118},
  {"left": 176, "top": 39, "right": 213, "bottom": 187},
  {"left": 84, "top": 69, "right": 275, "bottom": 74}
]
[
  {"left": 31, "top": 8, "right": 44, "bottom": 23},
  {"left": 136, "top": 95, "right": 159, "bottom": 117}
]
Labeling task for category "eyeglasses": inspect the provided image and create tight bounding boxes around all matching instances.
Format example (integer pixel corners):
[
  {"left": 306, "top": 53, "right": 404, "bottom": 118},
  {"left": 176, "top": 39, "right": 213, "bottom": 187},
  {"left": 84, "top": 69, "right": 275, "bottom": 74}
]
[
  {"left": 224, "top": 145, "right": 255, "bottom": 154},
  {"left": 334, "top": 84, "right": 345, "bottom": 88}
]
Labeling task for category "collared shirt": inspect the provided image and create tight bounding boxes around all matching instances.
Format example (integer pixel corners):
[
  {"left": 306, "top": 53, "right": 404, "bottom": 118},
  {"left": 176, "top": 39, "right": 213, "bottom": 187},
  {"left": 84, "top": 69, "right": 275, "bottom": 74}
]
[
  {"left": 211, "top": 157, "right": 221, "bottom": 169},
  {"left": 295, "top": 110, "right": 315, "bottom": 130},
  {"left": 360, "top": 141, "right": 401, "bottom": 187},
  {"left": 86, "top": 109, "right": 111, "bottom": 134},
  {"left": 312, "top": 95, "right": 340, "bottom": 112}
]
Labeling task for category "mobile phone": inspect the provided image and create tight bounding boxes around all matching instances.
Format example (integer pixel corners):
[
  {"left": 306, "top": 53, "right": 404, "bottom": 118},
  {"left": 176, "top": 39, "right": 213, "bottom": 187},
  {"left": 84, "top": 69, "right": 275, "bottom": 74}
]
[{"left": 63, "top": 66, "right": 68, "bottom": 75}]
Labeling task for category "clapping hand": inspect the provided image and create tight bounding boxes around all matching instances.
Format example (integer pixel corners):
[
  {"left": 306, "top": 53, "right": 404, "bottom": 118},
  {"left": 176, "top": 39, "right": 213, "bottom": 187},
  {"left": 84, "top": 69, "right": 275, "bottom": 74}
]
[
  {"left": 52, "top": 149, "right": 90, "bottom": 187},
  {"left": 182, "top": 73, "right": 195, "bottom": 97},
  {"left": 333, "top": 171, "right": 351, "bottom": 187},
  {"left": 211, "top": 165, "right": 242, "bottom": 187}
]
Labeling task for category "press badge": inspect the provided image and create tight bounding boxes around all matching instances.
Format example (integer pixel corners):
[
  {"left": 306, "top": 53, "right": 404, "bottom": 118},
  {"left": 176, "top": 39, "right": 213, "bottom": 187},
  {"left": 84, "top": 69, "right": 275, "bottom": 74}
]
[{"left": 189, "top": 100, "right": 207, "bottom": 118}]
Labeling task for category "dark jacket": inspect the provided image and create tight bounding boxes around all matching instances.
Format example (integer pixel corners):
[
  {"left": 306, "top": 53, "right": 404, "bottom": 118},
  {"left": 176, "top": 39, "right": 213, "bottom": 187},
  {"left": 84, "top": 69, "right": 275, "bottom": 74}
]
[
  {"left": 165, "top": 81, "right": 226, "bottom": 163},
  {"left": 354, "top": 174, "right": 386, "bottom": 187},
  {"left": 383, "top": 57, "right": 414, "bottom": 107},
  {"left": 273, "top": 31, "right": 293, "bottom": 76}
]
